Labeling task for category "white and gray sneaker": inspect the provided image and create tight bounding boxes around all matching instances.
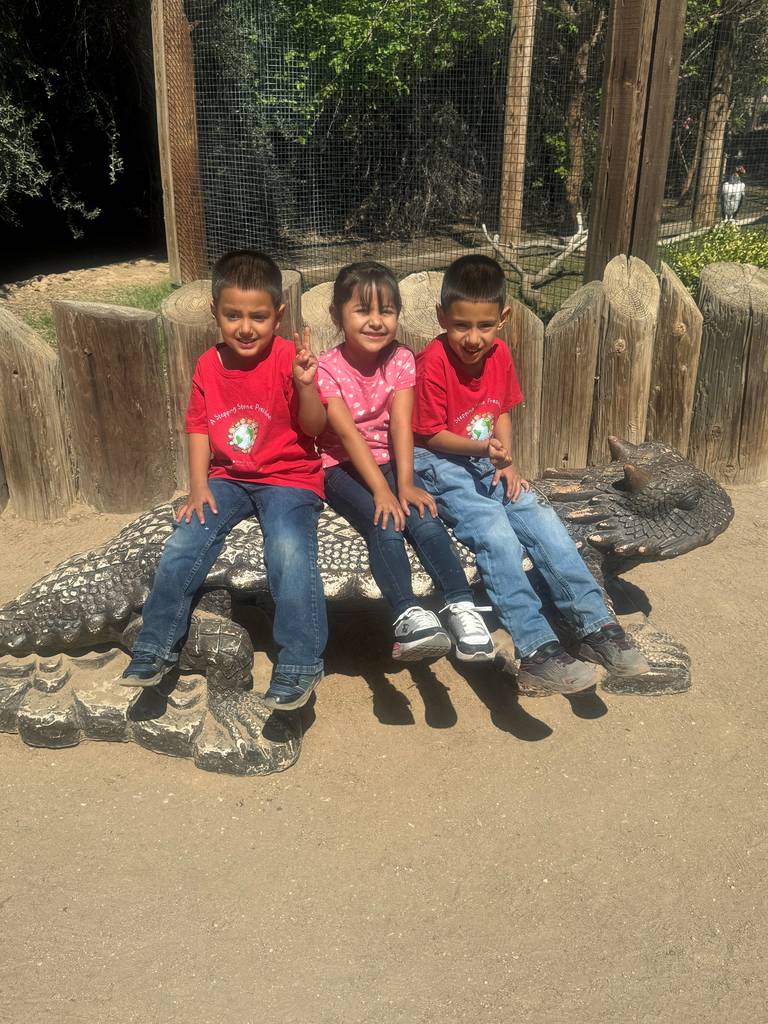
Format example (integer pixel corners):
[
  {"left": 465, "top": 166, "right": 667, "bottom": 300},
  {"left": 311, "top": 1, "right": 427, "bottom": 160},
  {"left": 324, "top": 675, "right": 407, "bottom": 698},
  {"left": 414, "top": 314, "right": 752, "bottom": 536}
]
[
  {"left": 442, "top": 602, "right": 496, "bottom": 661},
  {"left": 392, "top": 606, "right": 452, "bottom": 661}
]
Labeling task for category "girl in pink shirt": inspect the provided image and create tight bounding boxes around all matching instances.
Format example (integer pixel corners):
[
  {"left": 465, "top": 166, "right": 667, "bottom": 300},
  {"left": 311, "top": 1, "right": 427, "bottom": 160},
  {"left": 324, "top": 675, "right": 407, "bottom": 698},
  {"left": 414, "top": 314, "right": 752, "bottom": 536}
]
[{"left": 317, "top": 261, "right": 494, "bottom": 662}]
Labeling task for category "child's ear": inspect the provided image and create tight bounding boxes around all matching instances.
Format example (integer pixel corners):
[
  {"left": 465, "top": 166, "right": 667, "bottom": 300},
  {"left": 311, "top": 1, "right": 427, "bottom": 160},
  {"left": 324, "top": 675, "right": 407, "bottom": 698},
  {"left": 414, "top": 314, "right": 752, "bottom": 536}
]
[
  {"left": 498, "top": 305, "right": 512, "bottom": 330},
  {"left": 274, "top": 302, "right": 286, "bottom": 325},
  {"left": 436, "top": 303, "right": 448, "bottom": 330}
]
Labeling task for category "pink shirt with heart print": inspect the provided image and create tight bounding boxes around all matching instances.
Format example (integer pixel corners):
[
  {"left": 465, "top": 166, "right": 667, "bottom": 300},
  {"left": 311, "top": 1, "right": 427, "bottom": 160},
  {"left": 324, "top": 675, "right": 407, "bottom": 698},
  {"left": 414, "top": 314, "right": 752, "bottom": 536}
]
[{"left": 316, "top": 342, "right": 416, "bottom": 468}]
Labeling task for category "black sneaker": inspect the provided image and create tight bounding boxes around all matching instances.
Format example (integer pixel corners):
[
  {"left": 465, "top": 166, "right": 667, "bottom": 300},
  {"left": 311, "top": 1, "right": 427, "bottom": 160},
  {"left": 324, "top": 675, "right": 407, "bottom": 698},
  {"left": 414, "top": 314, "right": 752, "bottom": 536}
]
[
  {"left": 578, "top": 623, "right": 650, "bottom": 677},
  {"left": 120, "top": 655, "right": 173, "bottom": 688},
  {"left": 261, "top": 671, "right": 323, "bottom": 712},
  {"left": 518, "top": 641, "right": 603, "bottom": 694},
  {"left": 392, "top": 606, "right": 452, "bottom": 661}
]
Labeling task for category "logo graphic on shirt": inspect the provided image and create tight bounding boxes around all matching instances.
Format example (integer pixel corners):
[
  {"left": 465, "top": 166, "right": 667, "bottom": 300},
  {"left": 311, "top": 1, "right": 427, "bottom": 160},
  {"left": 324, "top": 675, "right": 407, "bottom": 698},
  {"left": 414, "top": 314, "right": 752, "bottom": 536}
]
[
  {"left": 467, "top": 413, "right": 494, "bottom": 441},
  {"left": 227, "top": 417, "right": 259, "bottom": 453}
]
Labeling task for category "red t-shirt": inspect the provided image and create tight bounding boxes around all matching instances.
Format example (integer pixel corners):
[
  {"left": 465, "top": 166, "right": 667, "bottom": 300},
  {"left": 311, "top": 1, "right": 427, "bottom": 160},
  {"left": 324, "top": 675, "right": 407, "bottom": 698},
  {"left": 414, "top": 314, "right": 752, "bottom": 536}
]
[
  {"left": 185, "top": 338, "right": 324, "bottom": 498},
  {"left": 413, "top": 337, "right": 523, "bottom": 442}
]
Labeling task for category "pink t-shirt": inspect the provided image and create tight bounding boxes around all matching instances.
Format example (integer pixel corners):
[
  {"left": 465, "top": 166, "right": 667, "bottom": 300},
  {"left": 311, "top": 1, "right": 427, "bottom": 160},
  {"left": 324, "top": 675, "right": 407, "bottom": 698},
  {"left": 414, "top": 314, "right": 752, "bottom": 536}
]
[{"left": 316, "top": 342, "right": 416, "bottom": 468}]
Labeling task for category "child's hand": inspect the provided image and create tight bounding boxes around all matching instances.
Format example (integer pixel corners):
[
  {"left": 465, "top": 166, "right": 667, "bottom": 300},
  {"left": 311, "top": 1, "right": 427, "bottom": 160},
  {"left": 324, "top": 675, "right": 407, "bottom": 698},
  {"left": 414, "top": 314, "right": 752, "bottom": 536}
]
[
  {"left": 492, "top": 464, "right": 530, "bottom": 502},
  {"left": 398, "top": 481, "right": 437, "bottom": 520},
  {"left": 487, "top": 436, "right": 512, "bottom": 469},
  {"left": 373, "top": 486, "right": 406, "bottom": 531},
  {"left": 176, "top": 485, "right": 219, "bottom": 525},
  {"left": 292, "top": 326, "right": 318, "bottom": 387}
]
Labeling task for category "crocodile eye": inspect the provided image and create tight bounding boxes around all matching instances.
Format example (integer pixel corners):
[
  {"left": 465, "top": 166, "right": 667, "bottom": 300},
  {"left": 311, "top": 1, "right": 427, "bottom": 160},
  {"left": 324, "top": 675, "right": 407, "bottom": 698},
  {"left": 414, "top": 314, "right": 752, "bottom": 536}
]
[{"left": 676, "top": 490, "right": 699, "bottom": 511}]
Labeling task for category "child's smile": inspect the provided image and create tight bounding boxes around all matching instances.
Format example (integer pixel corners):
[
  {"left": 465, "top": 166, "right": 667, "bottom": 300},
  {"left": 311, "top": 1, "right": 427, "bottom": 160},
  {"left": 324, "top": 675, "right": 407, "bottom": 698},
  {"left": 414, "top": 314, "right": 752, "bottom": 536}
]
[
  {"left": 437, "top": 298, "right": 510, "bottom": 373},
  {"left": 212, "top": 285, "right": 285, "bottom": 368}
]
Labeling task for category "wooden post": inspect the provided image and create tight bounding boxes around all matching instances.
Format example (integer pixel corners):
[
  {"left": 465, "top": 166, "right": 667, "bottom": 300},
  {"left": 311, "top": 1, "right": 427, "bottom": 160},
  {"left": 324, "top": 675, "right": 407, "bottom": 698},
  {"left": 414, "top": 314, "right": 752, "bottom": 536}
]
[
  {"left": 498, "top": 0, "right": 537, "bottom": 245},
  {"left": 646, "top": 262, "right": 703, "bottom": 452},
  {"left": 585, "top": 0, "right": 688, "bottom": 280},
  {"left": 161, "top": 281, "right": 218, "bottom": 490},
  {"left": 499, "top": 301, "right": 544, "bottom": 477},
  {"left": 152, "top": 0, "right": 207, "bottom": 284},
  {"left": 589, "top": 255, "right": 659, "bottom": 464},
  {"left": 399, "top": 271, "right": 444, "bottom": 352},
  {"left": 280, "top": 270, "right": 303, "bottom": 344},
  {"left": 689, "top": 263, "right": 768, "bottom": 483},
  {"left": 301, "top": 282, "right": 341, "bottom": 354},
  {"left": 539, "top": 281, "right": 603, "bottom": 471},
  {"left": 0, "top": 309, "right": 76, "bottom": 521},
  {"left": 53, "top": 301, "right": 174, "bottom": 512}
]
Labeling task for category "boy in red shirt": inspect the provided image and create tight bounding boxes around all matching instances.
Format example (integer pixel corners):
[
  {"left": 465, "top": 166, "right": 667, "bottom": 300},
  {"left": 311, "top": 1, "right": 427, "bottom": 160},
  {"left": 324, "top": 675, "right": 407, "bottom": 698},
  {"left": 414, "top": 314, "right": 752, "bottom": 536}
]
[
  {"left": 413, "top": 255, "right": 649, "bottom": 693},
  {"left": 121, "top": 250, "right": 327, "bottom": 710}
]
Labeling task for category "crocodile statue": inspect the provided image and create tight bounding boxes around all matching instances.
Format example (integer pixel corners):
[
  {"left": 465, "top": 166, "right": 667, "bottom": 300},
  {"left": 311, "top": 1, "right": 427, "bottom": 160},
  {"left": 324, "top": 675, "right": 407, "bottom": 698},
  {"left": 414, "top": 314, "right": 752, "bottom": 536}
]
[{"left": 0, "top": 437, "right": 734, "bottom": 775}]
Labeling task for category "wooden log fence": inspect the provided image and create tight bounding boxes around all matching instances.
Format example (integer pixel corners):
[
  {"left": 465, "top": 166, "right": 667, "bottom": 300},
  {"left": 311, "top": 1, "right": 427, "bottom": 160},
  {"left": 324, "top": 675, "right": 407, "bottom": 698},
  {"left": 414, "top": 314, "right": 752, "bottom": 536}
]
[
  {"left": 52, "top": 301, "right": 174, "bottom": 513},
  {"left": 3, "top": 257, "right": 768, "bottom": 522},
  {"left": 0, "top": 308, "right": 76, "bottom": 521}
]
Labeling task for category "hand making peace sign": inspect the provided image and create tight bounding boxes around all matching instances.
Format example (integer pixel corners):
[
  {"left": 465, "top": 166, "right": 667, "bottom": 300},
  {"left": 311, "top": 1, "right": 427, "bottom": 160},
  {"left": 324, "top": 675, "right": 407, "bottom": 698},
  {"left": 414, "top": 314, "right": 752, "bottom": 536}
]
[{"left": 292, "top": 325, "right": 319, "bottom": 387}]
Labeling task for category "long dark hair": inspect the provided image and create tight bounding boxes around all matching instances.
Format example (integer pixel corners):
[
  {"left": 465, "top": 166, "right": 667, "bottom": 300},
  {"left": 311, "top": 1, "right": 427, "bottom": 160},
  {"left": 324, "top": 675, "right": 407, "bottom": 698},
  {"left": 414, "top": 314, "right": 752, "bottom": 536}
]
[{"left": 330, "top": 261, "right": 402, "bottom": 326}]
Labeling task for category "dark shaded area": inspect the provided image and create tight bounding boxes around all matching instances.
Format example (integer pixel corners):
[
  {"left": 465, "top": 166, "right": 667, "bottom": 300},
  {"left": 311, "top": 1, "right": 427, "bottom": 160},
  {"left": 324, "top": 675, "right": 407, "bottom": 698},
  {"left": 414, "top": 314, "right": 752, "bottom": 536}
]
[{"left": 0, "top": 1, "right": 164, "bottom": 284}]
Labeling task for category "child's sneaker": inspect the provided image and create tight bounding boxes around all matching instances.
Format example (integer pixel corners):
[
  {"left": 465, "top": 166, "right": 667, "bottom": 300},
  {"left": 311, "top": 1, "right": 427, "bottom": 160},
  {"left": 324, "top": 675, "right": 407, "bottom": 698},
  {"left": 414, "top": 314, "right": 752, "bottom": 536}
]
[
  {"left": 518, "top": 641, "right": 603, "bottom": 694},
  {"left": 578, "top": 623, "right": 650, "bottom": 676},
  {"left": 441, "top": 602, "right": 495, "bottom": 662},
  {"left": 392, "top": 606, "right": 451, "bottom": 661},
  {"left": 120, "top": 655, "right": 173, "bottom": 688},
  {"left": 261, "top": 671, "right": 323, "bottom": 711}
]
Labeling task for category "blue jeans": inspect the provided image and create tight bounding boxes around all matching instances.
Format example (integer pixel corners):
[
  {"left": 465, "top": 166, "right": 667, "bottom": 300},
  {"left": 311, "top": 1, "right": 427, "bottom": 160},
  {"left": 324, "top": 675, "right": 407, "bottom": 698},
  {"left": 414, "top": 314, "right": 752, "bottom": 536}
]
[
  {"left": 414, "top": 450, "right": 613, "bottom": 656},
  {"left": 324, "top": 461, "right": 472, "bottom": 618},
  {"left": 132, "top": 479, "right": 326, "bottom": 680}
]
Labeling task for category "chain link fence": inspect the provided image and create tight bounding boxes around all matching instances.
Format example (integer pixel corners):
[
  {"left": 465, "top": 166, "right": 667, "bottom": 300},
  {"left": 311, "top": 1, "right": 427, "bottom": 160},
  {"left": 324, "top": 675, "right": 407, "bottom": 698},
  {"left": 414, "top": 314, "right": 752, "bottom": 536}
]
[{"left": 182, "top": 0, "right": 768, "bottom": 315}]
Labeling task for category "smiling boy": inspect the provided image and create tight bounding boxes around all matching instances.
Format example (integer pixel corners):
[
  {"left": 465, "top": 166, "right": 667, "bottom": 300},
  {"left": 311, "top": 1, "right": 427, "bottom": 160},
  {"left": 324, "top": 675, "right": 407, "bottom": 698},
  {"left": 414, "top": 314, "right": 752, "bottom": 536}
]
[
  {"left": 121, "top": 250, "right": 328, "bottom": 711},
  {"left": 413, "top": 254, "right": 649, "bottom": 693}
]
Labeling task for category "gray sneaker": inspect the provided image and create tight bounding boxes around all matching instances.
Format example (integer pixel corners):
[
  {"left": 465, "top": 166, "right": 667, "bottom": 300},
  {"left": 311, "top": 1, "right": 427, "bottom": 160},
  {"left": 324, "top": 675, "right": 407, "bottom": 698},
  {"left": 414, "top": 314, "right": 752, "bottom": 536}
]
[
  {"left": 518, "top": 641, "right": 603, "bottom": 694},
  {"left": 578, "top": 623, "right": 650, "bottom": 677},
  {"left": 442, "top": 602, "right": 495, "bottom": 662},
  {"left": 392, "top": 606, "right": 452, "bottom": 661}
]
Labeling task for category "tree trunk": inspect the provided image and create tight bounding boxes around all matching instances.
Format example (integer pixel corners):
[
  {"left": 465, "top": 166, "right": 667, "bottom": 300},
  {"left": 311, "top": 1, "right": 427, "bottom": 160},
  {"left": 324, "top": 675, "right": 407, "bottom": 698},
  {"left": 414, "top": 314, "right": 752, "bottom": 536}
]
[
  {"left": 562, "top": 6, "right": 602, "bottom": 235},
  {"left": 691, "top": 14, "right": 739, "bottom": 228},
  {"left": 498, "top": 0, "right": 538, "bottom": 245},
  {"left": 679, "top": 111, "right": 704, "bottom": 203}
]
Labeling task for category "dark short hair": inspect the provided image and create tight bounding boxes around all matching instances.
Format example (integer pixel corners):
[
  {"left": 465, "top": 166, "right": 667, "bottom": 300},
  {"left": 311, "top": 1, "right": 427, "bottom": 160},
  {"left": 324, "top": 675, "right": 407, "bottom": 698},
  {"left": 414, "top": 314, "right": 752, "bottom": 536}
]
[
  {"left": 211, "top": 249, "right": 283, "bottom": 306},
  {"left": 331, "top": 261, "right": 402, "bottom": 322},
  {"left": 441, "top": 254, "right": 507, "bottom": 312}
]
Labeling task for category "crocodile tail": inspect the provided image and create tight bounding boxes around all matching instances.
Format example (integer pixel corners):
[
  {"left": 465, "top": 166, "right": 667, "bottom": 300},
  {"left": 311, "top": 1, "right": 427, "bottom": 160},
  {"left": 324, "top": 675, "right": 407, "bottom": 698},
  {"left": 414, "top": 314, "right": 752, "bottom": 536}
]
[{"left": 0, "top": 505, "right": 175, "bottom": 655}]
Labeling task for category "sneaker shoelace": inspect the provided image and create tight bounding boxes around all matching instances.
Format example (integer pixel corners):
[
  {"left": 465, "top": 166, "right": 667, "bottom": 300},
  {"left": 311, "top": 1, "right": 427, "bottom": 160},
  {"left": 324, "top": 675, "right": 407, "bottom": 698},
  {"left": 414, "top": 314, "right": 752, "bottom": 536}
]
[
  {"left": 524, "top": 640, "right": 572, "bottom": 666},
  {"left": 394, "top": 606, "right": 440, "bottom": 631},
  {"left": 440, "top": 603, "right": 491, "bottom": 640}
]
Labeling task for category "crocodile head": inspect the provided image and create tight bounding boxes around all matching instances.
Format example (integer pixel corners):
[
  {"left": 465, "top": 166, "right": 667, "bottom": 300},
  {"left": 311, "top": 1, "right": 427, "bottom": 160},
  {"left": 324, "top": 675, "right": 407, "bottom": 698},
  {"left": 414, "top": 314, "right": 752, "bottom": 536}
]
[{"left": 538, "top": 436, "right": 734, "bottom": 569}]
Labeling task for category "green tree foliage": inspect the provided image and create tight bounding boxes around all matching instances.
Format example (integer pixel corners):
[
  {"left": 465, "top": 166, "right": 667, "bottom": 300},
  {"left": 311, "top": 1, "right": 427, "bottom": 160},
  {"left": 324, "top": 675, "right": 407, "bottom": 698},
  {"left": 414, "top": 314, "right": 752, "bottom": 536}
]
[
  {"left": 662, "top": 222, "right": 768, "bottom": 291},
  {"left": 0, "top": 1, "right": 148, "bottom": 234}
]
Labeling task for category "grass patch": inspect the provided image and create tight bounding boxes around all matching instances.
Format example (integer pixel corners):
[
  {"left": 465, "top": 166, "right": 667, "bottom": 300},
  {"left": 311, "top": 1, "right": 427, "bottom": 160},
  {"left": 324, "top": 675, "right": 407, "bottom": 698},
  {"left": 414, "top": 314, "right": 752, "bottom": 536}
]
[
  {"left": 661, "top": 223, "right": 768, "bottom": 292},
  {"left": 107, "top": 280, "right": 175, "bottom": 311},
  {"left": 21, "top": 308, "right": 57, "bottom": 346}
]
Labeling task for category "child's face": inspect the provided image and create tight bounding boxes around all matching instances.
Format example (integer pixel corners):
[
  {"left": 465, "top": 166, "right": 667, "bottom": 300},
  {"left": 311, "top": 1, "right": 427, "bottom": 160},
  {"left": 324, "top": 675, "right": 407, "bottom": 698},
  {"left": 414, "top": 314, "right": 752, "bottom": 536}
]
[
  {"left": 437, "top": 299, "right": 510, "bottom": 369},
  {"left": 335, "top": 284, "right": 399, "bottom": 358},
  {"left": 212, "top": 286, "right": 285, "bottom": 364}
]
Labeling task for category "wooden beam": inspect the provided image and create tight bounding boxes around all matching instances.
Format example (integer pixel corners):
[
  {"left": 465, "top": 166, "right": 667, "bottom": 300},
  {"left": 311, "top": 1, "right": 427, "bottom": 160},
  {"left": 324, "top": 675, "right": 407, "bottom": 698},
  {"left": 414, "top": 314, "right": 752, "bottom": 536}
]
[
  {"left": 151, "top": 0, "right": 207, "bottom": 284},
  {"left": 585, "top": 0, "right": 687, "bottom": 281},
  {"left": 498, "top": 0, "right": 537, "bottom": 245}
]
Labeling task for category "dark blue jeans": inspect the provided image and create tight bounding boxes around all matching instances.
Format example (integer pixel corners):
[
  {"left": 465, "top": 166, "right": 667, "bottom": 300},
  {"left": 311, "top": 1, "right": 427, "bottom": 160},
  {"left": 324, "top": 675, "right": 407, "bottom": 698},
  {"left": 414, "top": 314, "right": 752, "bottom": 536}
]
[
  {"left": 132, "top": 479, "right": 326, "bottom": 680},
  {"left": 324, "top": 461, "right": 472, "bottom": 618}
]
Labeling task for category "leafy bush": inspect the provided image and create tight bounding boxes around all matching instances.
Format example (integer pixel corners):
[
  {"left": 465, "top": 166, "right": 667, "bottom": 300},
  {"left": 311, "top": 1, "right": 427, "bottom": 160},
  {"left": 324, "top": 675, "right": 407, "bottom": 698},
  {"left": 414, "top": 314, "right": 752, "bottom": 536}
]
[{"left": 661, "top": 223, "right": 768, "bottom": 292}]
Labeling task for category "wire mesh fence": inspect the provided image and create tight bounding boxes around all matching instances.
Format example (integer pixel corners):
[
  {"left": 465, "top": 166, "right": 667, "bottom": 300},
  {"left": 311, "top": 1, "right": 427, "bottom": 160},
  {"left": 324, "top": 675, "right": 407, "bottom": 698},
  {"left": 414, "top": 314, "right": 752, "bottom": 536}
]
[{"left": 178, "top": 0, "right": 768, "bottom": 317}]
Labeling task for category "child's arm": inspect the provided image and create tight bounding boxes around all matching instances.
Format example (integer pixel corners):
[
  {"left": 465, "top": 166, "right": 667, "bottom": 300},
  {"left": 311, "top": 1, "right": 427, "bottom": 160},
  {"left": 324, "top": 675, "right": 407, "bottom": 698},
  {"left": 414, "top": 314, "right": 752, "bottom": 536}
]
[
  {"left": 326, "top": 397, "right": 405, "bottom": 530},
  {"left": 176, "top": 432, "right": 219, "bottom": 525},
  {"left": 389, "top": 388, "right": 437, "bottom": 519},
  {"left": 490, "top": 412, "right": 530, "bottom": 502},
  {"left": 292, "top": 328, "right": 327, "bottom": 437}
]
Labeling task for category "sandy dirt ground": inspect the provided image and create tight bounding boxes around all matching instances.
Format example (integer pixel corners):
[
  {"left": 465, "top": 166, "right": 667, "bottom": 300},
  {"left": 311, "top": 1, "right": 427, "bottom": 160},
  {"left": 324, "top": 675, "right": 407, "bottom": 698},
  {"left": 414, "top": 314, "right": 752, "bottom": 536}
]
[{"left": 1, "top": 485, "right": 766, "bottom": 1024}]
